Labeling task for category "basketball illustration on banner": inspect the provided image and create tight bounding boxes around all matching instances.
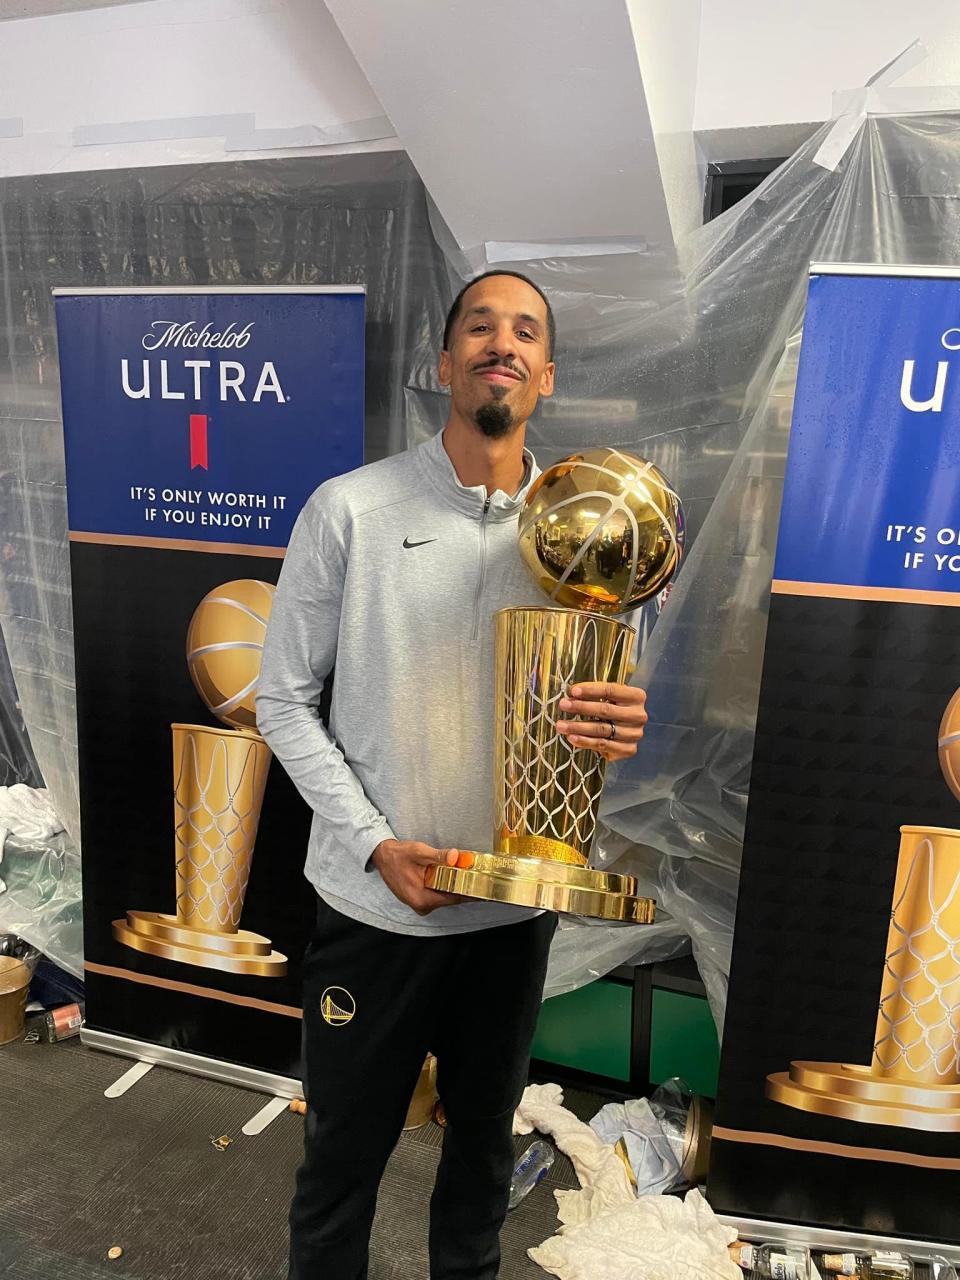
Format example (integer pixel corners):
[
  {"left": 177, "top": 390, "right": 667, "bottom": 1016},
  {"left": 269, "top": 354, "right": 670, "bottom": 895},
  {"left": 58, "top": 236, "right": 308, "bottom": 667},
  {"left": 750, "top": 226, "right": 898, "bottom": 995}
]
[
  {"left": 767, "top": 686, "right": 960, "bottom": 1130},
  {"left": 112, "top": 579, "right": 287, "bottom": 977},
  {"left": 186, "top": 579, "right": 275, "bottom": 729},
  {"left": 937, "top": 688, "right": 960, "bottom": 802}
]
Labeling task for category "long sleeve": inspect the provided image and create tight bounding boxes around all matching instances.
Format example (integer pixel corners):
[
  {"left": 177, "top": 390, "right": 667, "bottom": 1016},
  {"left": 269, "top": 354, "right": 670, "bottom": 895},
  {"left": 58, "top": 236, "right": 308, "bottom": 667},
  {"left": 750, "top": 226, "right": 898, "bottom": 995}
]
[{"left": 256, "top": 497, "right": 395, "bottom": 868}]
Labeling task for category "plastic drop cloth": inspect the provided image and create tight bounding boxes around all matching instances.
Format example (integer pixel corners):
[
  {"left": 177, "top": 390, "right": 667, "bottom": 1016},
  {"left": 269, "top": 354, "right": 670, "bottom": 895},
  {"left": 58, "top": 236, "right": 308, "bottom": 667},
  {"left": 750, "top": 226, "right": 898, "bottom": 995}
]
[{"left": 2, "top": 118, "right": 960, "bottom": 1016}]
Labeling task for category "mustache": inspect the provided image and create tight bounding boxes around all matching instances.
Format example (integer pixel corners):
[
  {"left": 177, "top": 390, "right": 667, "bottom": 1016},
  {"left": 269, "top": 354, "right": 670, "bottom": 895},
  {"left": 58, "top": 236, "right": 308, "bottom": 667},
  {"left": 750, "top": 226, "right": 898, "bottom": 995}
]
[{"left": 472, "top": 357, "right": 526, "bottom": 380}]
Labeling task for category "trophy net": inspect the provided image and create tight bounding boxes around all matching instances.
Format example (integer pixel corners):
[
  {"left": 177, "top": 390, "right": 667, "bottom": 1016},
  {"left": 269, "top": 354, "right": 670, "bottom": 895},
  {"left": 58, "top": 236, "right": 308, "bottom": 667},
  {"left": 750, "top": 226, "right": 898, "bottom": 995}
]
[
  {"left": 173, "top": 725, "right": 271, "bottom": 933},
  {"left": 767, "top": 825, "right": 960, "bottom": 1129},
  {"left": 495, "top": 608, "right": 632, "bottom": 865},
  {"left": 112, "top": 578, "right": 287, "bottom": 976},
  {"left": 872, "top": 828, "right": 960, "bottom": 1084}
]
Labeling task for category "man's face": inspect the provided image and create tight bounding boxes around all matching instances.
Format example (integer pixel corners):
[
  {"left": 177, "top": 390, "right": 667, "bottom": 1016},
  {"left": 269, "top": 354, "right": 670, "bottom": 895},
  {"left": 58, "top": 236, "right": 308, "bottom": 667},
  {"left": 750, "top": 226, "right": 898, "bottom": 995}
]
[{"left": 439, "top": 275, "right": 555, "bottom": 438}]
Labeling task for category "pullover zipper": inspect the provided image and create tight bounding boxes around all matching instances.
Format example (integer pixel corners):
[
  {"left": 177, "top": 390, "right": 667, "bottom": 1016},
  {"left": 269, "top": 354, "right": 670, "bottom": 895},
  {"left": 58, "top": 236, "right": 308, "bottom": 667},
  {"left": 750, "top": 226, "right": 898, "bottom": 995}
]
[{"left": 472, "top": 496, "right": 491, "bottom": 640}]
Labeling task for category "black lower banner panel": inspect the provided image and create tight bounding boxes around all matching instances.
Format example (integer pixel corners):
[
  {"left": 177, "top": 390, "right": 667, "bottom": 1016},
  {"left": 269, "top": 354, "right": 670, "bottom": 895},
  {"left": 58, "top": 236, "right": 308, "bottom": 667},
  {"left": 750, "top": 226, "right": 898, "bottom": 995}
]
[
  {"left": 74, "top": 541, "right": 315, "bottom": 1077},
  {"left": 708, "top": 591, "right": 960, "bottom": 1241}
]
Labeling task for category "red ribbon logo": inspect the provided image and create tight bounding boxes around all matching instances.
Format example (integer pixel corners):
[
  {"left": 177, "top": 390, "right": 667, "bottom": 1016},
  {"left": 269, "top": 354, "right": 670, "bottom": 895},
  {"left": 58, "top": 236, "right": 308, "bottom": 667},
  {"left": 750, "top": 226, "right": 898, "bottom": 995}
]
[{"left": 189, "top": 414, "right": 209, "bottom": 470}]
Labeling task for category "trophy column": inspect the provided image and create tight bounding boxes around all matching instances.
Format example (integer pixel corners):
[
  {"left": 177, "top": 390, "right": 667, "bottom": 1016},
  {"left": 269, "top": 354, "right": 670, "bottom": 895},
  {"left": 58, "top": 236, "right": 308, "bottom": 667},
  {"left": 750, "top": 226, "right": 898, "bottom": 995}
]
[
  {"left": 873, "top": 825, "right": 960, "bottom": 1088},
  {"left": 113, "top": 579, "right": 287, "bottom": 976},
  {"left": 767, "top": 686, "right": 960, "bottom": 1130},
  {"left": 767, "top": 825, "right": 960, "bottom": 1130},
  {"left": 429, "top": 608, "right": 656, "bottom": 921},
  {"left": 495, "top": 607, "right": 633, "bottom": 865}
]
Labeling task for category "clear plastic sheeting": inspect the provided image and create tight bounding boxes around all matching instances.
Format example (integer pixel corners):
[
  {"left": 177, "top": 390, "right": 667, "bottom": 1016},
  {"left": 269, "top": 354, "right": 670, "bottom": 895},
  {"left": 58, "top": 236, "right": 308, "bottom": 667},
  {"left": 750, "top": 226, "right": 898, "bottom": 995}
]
[
  {"left": 0, "top": 832, "right": 81, "bottom": 979},
  {"left": 0, "top": 151, "right": 449, "bottom": 979},
  {"left": 3, "top": 121, "right": 960, "bottom": 1011}
]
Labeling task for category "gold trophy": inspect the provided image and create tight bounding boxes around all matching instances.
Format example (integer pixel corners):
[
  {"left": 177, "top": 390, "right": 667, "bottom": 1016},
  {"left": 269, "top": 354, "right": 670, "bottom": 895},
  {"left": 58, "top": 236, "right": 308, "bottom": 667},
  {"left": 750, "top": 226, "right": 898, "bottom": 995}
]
[
  {"left": 113, "top": 579, "right": 287, "bottom": 976},
  {"left": 767, "top": 689, "right": 960, "bottom": 1130},
  {"left": 427, "top": 448, "right": 684, "bottom": 922}
]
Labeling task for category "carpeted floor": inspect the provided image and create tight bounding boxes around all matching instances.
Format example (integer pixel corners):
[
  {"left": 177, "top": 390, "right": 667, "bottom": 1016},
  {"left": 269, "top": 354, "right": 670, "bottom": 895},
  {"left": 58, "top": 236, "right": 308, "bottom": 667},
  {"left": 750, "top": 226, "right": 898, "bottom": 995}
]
[{"left": 0, "top": 1035, "right": 594, "bottom": 1280}]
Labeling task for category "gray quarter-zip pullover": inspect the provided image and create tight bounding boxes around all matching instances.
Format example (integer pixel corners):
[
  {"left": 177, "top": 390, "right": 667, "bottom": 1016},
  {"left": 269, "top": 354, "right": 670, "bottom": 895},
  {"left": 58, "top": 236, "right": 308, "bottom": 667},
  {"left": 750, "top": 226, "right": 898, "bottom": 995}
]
[{"left": 256, "top": 428, "right": 546, "bottom": 935}]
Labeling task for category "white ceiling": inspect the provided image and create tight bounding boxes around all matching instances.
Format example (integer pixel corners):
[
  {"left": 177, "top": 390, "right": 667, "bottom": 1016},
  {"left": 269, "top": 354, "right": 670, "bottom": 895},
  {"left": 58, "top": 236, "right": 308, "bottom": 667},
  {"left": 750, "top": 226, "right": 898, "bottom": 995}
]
[
  {"left": 325, "top": 0, "right": 701, "bottom": 292},
  {"left": 0, "top": 0, "right": 154, "bottom": 18}
]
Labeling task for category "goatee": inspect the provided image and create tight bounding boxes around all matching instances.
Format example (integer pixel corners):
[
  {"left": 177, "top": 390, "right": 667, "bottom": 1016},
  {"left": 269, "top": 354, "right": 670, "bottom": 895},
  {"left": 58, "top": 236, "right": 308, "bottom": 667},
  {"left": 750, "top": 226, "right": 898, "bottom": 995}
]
[{"left": 475, "top": 401, "right": 514, "bottom": 438}]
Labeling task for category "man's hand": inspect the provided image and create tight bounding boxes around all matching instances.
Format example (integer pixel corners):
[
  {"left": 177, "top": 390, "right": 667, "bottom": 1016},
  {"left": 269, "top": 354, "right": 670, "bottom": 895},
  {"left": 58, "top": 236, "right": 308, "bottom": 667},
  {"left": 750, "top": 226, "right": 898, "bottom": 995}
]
[
  {"left": 555, "top": 681, "right": 649, "bottom": 761},
  {"left": 371, "top": 840, "right": 463, "bottom": 916}
]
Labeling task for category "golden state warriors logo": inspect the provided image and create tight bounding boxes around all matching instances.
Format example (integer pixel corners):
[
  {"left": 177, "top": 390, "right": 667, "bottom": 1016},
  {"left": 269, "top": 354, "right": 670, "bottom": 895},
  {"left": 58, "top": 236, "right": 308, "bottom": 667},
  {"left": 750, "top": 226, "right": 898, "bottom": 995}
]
[{"left": 320, "top": 986, "right": 356, "bottom": 1027}]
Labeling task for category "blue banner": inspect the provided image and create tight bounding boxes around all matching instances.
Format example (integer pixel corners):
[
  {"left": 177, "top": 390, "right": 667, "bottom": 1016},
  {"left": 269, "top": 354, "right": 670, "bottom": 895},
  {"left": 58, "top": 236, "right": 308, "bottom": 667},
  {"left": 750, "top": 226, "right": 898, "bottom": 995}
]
[
  {"left": 55, "top": 288, "right": 365, "bottom": 549},
  {"left": 56, "top": 287, "right": 364, "bottom": 1087},
  {"left": 775, "top": 268, "right": 960, "bottom": 594},
  {"left": 710, "top": 265, "right": 960, "bottom": 1244}
]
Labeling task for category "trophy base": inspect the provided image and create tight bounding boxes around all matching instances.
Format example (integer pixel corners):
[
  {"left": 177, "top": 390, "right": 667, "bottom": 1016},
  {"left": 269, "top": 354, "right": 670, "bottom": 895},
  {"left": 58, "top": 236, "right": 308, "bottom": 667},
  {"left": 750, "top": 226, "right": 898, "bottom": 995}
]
[
  {"left": 112, "top": 911, "right": 288, "bottom": 976},
  {"left": 766, "top": 1060, "right": 960, "bottom": 1131},
  {"left": 425, "top": 852, "right": 655, "bottom": 923}
]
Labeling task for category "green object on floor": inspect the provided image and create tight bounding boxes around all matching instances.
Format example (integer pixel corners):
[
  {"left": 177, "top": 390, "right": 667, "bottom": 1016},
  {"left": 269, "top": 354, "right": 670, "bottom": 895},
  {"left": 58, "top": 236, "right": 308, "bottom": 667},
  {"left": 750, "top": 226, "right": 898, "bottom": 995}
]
[
  {"left": 650, "top": 988, "right": 720, "bottom": 1099},
  {"left": 531, "top": 979, "right": 632, "bottom": 1080}
]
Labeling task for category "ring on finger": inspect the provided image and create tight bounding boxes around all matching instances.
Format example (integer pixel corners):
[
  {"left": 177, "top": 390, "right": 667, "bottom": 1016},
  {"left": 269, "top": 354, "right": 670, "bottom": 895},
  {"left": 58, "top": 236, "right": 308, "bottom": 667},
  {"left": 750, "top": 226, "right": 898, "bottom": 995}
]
[{"left": 607, "top": 720, "right": 616, "bottom": 741}]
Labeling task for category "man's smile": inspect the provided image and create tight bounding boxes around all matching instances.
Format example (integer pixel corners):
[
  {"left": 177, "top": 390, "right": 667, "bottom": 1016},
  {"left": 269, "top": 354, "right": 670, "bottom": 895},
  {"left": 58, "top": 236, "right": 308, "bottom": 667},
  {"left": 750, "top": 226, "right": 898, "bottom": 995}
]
[{"left": 474, "top": 363, "right": 524, "bottom": 384}]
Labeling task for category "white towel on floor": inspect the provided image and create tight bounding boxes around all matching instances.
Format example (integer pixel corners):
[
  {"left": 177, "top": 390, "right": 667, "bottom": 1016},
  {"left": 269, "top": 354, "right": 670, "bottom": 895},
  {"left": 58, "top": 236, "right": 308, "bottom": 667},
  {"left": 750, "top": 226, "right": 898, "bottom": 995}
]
[{"left": 513, "top": 1083, "right": 740, "bottom": 1280}]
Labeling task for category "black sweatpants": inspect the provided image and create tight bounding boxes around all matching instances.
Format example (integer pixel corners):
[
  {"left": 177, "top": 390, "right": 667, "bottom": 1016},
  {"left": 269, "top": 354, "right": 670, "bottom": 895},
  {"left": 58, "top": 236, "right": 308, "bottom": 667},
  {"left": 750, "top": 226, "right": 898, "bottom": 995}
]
[{"left": 288, "top": 896, "right": 557, "bottom": 1280}]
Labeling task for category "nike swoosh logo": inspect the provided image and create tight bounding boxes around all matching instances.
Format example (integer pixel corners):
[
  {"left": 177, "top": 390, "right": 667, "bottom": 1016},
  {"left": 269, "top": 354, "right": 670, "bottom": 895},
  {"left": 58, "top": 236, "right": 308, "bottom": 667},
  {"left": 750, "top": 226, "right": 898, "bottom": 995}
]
[{"left": 402, "top": 537, "right": 437, "bottom": 549}]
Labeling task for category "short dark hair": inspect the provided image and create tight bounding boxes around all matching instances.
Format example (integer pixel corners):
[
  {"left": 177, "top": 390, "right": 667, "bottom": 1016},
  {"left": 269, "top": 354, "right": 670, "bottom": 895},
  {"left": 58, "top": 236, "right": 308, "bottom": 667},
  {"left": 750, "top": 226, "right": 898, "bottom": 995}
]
[{"left": 442, "top": 270, "right": 556, "bottom": 359}]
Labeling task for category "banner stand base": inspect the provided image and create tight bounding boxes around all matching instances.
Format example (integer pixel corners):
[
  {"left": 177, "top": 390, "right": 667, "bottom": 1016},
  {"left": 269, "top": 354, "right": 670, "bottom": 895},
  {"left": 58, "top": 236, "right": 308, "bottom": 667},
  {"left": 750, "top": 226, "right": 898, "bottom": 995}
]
[
  {"left": 768, "top": 1061, "right": 960, "bottom": 1131},
  {"left": 112, "top": 913, "right": 288, "bottom": 977},
  {"left": 716, "top": 1213, "right": 960, "bottom": 1263},
  {"left": 81, "top": 1027, "right": 301, "bottom": 1099}
]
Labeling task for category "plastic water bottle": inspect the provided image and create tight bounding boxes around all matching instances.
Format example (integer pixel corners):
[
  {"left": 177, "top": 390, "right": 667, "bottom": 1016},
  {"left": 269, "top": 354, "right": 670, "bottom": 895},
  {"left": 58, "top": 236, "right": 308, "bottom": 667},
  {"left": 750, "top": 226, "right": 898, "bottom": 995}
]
[{"left": 508, "top": 1140, "right": 555, "bottom": 1210}]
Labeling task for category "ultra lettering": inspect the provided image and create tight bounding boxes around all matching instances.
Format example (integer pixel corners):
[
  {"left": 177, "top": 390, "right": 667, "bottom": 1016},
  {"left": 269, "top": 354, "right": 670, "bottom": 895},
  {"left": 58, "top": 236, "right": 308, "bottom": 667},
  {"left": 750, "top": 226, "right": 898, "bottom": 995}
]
[
  {"left": 899, "top": 324, "right": 960, "bottom": 414},
  {"left": 120, "top": 358, "right": 285, "bottom": 403}
]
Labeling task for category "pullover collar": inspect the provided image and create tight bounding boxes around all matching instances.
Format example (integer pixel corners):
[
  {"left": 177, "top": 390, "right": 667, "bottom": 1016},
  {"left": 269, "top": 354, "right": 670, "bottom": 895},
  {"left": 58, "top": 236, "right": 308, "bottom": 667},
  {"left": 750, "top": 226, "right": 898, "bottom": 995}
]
[{"left": 417, "top": 427, "right": 540, "bottom": 522}]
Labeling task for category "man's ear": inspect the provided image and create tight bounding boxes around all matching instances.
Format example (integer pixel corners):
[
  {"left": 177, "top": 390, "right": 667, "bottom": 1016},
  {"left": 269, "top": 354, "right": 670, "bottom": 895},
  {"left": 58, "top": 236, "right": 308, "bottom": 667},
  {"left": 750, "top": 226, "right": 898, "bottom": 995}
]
[
  {"left": 539, "top": 362, "right": 556, "bottom": 397},
  {"left": 438, "top": 348, "right": 452, "bottom": 387}
]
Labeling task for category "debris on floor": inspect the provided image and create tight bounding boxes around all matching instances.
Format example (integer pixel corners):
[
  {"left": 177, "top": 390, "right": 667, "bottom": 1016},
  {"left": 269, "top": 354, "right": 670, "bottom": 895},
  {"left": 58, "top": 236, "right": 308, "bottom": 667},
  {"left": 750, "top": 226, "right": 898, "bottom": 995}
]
[
  {"left": 590, "top": 1077, "right": 712, "bottom": 1197},
  {"left": 513, "top": 1082, "right": 739, "bottom": 1279}
]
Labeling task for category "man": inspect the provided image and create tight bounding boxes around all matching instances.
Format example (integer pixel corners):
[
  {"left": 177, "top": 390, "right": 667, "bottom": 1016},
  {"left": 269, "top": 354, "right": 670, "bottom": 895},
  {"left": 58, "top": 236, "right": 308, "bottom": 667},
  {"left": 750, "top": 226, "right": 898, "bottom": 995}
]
[{"left": 257, "top": 271, "right": 649, "bottom": 1280}]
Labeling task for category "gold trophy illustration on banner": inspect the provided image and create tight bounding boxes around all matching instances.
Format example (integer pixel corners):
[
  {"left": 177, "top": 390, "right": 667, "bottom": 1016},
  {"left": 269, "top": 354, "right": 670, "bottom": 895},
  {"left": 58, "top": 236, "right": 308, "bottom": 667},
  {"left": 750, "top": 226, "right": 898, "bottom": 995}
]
[
  {"left": 767, "top": 689, "right": 960, "bottom": 1130},
  {"left": 427, "top": 448, "right": 684, "bottom": 923},
  {"left": 113, "top": 580, "right": 287, "bottom": 977}
]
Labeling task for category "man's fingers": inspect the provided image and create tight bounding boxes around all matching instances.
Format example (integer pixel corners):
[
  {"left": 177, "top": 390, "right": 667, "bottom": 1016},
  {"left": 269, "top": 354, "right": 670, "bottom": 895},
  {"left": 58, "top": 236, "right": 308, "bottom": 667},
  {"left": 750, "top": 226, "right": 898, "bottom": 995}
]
[
  {"left": 558, "top": 698, "right": 648, "bottom": 722},
  {"left": 557, "top": 719, "right": 644, "bottom": 741},
  {"left": 412, "top": 845, "right": 459, "bottom": 866},
  {"left": 565, "top": 734, "right": 637, "bottom": 760},
  {"left": 568, "top": 681, "right": 646, "bottom": 704}
]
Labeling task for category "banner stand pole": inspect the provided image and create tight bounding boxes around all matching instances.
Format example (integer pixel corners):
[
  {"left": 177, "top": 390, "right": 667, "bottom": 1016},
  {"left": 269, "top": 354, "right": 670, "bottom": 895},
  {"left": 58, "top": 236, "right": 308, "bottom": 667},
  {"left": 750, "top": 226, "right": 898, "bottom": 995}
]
[{"left": 82, "top": 1027, "right": 301, "bottom": 1100}]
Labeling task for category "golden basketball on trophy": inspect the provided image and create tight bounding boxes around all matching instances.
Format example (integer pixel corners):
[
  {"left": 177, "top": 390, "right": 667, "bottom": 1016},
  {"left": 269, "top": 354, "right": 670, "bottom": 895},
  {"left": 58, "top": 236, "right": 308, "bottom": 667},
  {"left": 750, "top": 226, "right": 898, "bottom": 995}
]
[
  {"left": 112, "top": 579, "right": 287, "bottom": 976},
  {"left": 518, "top": 448, "right": 683, "bottom": 613},
  {"left": 427, "top": 448, "right": 684, "bottom": 923}
]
